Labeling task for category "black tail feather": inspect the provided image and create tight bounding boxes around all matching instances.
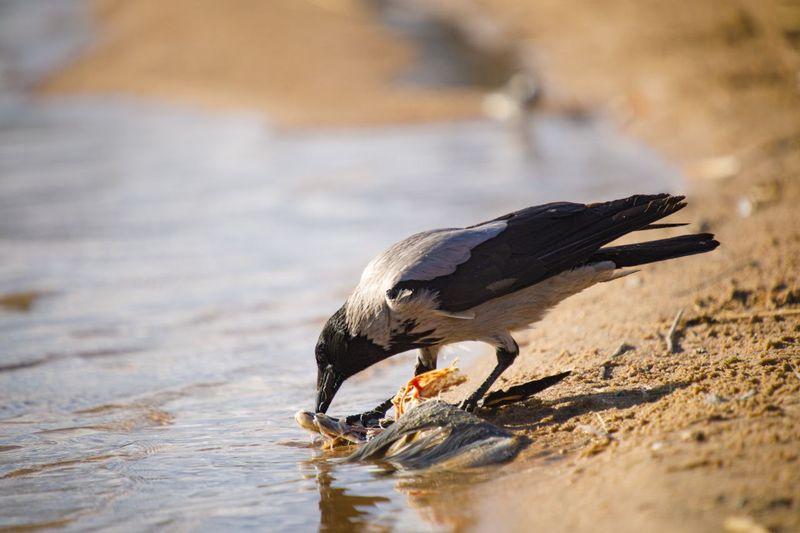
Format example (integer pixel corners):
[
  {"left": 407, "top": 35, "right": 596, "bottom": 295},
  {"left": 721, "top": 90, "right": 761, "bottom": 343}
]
[
  {"left": 397, "top": 194, "right": 717, "bottom": 313},
  {"left": 590, "top": 233, "right": 720, "bottom": 268},
  {"left": 639, "top": 222, "right": 689, "bottom": 231},
  {"left": 533, "top": 194, "right": 688, "bottom": 274}
]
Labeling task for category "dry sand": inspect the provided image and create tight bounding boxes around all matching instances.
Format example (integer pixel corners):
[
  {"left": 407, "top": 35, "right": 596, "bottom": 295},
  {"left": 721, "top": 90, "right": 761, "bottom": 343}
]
[
  {"left": 41, "top": 0, "right": 800, "bottom": 531},
  {"left": 445, "top": 1, "right": 800, "bottom": 531},
  {"left": 40, "top": 0, "right": 482, "bottom": 126}
]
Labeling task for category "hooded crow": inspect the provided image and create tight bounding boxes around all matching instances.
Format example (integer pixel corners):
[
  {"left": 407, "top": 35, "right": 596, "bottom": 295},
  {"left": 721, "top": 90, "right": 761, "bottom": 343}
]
[{"left": 314, "top": 194, "right": 718, "bottom": 417}]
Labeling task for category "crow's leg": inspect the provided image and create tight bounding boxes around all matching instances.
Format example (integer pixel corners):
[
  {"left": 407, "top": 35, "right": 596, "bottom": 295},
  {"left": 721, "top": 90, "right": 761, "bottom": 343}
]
[
  {"left": 414, "top": 346, "right": 439, "bottom": 375},
  {"left": 345, "top": 397, "right": 393, "bottom": 427},
  {"left": 459, "top": 335, "right": 519, "bottom": 412},
  {"left": 346, "top": 347, "right": 440, "bottom": 426}
]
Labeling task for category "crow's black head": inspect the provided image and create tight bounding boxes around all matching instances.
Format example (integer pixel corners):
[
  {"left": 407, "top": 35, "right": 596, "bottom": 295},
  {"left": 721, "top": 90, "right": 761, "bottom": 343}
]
[{"left": 314, "top": 306, "right": 390, "bottom": 413}]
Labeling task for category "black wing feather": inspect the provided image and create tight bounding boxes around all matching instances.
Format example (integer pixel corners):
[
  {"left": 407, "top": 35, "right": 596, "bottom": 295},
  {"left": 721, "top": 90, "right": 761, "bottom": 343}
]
[{"left": 392, "top": 194, "right": 689, "bottom": 312}]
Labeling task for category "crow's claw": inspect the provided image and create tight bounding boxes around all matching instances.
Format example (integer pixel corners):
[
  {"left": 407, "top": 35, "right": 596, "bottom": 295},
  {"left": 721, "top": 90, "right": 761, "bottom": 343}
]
[
  {"left": 458, "top": 397, "right": 479, "bottom": 413},
  {"left": 344, "top": 397, "right": 394, "bottom": 427},
  {"left": 345, "top": 408, "right": 390, "bottom": 428}
]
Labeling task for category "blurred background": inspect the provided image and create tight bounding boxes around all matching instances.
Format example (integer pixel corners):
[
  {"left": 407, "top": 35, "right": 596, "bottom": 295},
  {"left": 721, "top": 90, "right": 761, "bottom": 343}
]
[{"left": 1, "top": 0, "right": 797, "bottom": 531}]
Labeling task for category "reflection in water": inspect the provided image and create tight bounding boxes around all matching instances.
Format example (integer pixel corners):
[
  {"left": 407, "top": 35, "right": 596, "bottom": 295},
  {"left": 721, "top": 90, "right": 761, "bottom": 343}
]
[
  {"left": 394, "top": 470, "right": 487, "bottom": 530},
  {"left": 305, "top": 450, "right": 499, "bottom": 532},
  {"left": 307, "top": 455, "right": 392, "bottom": 532},
  {"left": 305, "top": 447, "right": 524, "bottom": 532}
]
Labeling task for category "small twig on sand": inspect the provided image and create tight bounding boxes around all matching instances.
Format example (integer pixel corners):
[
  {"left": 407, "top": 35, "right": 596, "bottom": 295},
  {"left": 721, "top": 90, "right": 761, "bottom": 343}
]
[
  {"left": 595, "top": 413, "right": 609, "bottom": 435},
  {"left": 600, "top": 343, "right": 634, "bottom": 380},
  {"left": 666, "top": 308, "right": 685, "bottom": 354},
  {"left": 579, "top": 414, "right": 612, "bottom": 441},
  {"left": 610, "top": 342, "right": 633, "bottom": 358}
]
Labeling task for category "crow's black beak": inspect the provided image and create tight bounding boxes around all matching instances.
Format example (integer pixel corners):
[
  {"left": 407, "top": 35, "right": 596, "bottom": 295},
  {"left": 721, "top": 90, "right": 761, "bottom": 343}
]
[{"left": 315, "top": 364, "right": 342, "bottom": 414}]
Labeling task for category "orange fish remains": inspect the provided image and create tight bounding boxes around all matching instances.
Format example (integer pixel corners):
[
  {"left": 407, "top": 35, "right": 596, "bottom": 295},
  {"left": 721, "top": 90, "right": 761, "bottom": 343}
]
[{"left": 391, "top": 364, "right": 468, "bottom": 417}]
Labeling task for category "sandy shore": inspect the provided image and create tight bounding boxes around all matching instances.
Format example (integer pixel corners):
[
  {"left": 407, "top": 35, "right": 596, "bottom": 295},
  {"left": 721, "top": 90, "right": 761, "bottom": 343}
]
[
  {"left": 455, "top": 1, "right": 800, "bottom": 531},
  {"left": 39, "top": 0, "right": 482, "bottom": 126},
  {"left": 41, "top": 0, "right": 800, "bottom": 531}
]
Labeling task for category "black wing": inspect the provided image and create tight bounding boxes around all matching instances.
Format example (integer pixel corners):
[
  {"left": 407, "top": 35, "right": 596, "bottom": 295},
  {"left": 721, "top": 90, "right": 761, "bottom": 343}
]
[{"left": 392, "top": 194, "right": 689, "bottom": 312}]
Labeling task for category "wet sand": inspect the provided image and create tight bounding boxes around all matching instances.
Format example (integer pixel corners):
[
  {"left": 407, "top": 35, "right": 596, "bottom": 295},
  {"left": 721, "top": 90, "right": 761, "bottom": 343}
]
[{"left": 38, "top": 0, "right": 800, "bottom": 531}]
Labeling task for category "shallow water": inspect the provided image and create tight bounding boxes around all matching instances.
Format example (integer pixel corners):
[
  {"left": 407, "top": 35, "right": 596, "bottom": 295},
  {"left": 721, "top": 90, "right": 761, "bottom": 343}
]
[{"left": 0, "top": 2, "right": 681, "bottom": 531}]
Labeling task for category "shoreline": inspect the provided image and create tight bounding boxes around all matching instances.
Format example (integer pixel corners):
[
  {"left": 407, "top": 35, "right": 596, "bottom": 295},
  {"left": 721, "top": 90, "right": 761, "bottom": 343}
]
[{"left": 39, "top": 1, "right": 800, "bottom": 531}]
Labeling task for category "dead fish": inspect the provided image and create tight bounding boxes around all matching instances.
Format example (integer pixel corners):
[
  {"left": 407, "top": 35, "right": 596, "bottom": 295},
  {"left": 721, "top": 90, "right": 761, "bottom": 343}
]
[
  {"left": 347, "top": 400, "right": 528, "bottom": 470},
  {"left": 314, "top": 413, "right": 366, "bottom": 446},
  {"left": 297, "top": 369, "right": 569, "bottom": 456},
  {"left": 296, "top": 410, "right": 369, "bottom": 449},
  {"left": 296, "top": 370, "right": 569, "bottom": 454},
  {"left": 294, "top": 410, "right": 318, "bottom": 433}
]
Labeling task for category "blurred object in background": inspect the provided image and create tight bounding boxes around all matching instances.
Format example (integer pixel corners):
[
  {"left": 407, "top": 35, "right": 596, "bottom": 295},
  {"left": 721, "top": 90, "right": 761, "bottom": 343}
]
[
  {"left": 482, "top": 71, "right": 543, "bottom": 157},
  {"left": 482, "top": 72, "right": 542, "bottom": 121}
]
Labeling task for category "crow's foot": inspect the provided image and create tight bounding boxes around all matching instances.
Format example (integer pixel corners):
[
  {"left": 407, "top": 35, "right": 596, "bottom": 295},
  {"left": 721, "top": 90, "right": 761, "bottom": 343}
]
[
  {"left": 458, "top": 397, "right": 479, "bottom": 413},
  {"left": 344, "top": 397, "right": 393, "bottom": 428}
]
